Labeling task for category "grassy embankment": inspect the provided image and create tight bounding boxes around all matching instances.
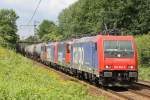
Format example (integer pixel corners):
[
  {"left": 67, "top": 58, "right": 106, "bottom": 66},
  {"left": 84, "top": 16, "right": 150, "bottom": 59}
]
[
  {"left": 0, "top": 47, "right": 105, "bottom": 100},
  {"left": 135, "top": 35, "right": 150, "bottom": 81}
]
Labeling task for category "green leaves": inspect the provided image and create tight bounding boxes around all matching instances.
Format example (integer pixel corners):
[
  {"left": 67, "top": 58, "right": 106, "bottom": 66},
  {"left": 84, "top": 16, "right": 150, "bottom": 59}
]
[
  {"left": 37, "top": 20, "right": 55, "bottom": 38},
  {"left": 58, "top": 0, "right": 150, "bottom": 38},
  {"left": 37, "top": 20, "right": 63, "bottom": 42},
  {"left": 0, "top": 9, "right": 19, "bottom": 46},
  {"left": 135, "top": 35, "right": 150, "bottom": 66},
  {"left": 41, "top": 33, "right": 63, "bottom": 42},
  {"left": 31, "top": 0, "right": 150, "bottom": 41}
]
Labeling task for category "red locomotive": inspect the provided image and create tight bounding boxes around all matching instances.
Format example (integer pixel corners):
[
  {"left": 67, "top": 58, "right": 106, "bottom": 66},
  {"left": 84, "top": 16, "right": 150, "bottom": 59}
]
[
  {"left": 96, "top": 35, "right": 138, "bottom": 86},
  {"left": 18, "top": 35, "right": 138, "bottom": 87}
]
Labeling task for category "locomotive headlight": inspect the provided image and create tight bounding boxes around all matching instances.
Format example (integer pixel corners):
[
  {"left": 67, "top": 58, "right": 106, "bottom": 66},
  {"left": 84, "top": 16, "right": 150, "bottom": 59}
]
[
  {"left": 105, "top": 65, "right": 112, "bottom": 69},
  {"left": 128, "top": 66, "right": 134, "bottom": 69}
]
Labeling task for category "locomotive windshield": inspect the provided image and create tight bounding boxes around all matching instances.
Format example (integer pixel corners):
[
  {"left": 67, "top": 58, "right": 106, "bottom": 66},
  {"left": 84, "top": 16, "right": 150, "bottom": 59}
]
[{"left": 104, "top": 40, "right": 134, "bottom": 58}]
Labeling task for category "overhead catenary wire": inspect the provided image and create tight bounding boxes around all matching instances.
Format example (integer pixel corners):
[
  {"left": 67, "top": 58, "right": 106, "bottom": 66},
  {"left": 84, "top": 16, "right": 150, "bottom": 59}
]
[{"left": 27, "top": 0, "right": 42, "bottom": 25}]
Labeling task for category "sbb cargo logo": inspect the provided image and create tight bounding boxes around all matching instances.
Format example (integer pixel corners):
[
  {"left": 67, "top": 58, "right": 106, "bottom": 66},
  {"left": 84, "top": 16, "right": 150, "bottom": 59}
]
[{"left": 73, "top": 47, "right": 84, "bottom": 65}]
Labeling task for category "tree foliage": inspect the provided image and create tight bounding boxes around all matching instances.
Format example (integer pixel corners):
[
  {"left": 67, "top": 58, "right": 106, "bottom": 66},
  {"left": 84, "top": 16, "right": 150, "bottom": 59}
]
[
  {"left": 136, "top": 35, "right": 150, "bottom": 66},
  {"left": 37, "top": 20, "right": 55, "bottom": 38},
  {"left": 58, "top": 0, "right": 150, "bottom": 39},
  {"left": 37, "top": 20, "right": 63, "bottom": 42},
  {"left": 37, "top": 0, "right": 150, "bottom": 41},
  {"left": 24, "top": 36, "right": 39, "bottom": 42},
  {"left": 0, "top": 9, "right": 19, "bottom": 44}
]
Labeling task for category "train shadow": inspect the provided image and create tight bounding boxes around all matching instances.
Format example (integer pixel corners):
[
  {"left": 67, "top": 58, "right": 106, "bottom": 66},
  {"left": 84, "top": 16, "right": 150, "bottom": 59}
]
[
  {"left": 106, "top": 84, "right": 144, "bottom": 92},
  {"left": 106, "top": 86, "right": 128, "bottom": 92}
]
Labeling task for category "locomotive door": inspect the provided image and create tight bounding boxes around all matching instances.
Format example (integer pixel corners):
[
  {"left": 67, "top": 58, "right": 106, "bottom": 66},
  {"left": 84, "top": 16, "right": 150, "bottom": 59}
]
[
  {"left": 47, "top": 46, "right": 51, "bottom": 62},
  {"left": 54, "top": 44, "right": 58, "bottom": 64},
  {"left": 41, "top": 45, "right": 47, "bottom": 61},
  {"left": 44, "top": 46, "right": 48, "bottom": 60},
  {"left": 65, "top": 43, "right": 71, "bottom": 64}
]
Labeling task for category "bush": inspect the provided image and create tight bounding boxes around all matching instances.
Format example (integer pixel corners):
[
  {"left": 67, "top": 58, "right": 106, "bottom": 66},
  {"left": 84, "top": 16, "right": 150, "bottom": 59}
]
[
  {"left": 135, "top": 35, "right": 150, "bottom": 81},
  {"left": 135, "top": 35, "right": 150, "bottom": 66}
]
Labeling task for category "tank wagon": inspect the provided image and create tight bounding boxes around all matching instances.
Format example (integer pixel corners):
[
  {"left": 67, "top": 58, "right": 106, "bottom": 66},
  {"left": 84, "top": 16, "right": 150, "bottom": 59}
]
[{"left": 20, "top": 35, "right": 138, "bottom": 87}]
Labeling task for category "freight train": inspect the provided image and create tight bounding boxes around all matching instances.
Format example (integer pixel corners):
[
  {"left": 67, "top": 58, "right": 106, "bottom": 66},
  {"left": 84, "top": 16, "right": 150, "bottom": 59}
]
[{"left": 17, "top": 35, "right": 138, "bottom": 87}]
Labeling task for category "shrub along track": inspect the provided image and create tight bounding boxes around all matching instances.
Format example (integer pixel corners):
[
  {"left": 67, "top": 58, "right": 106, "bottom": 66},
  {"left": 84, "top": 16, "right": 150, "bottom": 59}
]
[{"left": 28, "top": 56, "right": 150, "bottom": 100}]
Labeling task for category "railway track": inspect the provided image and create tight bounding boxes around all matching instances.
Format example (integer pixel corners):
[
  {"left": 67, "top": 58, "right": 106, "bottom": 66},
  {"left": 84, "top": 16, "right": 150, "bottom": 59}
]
[
  {"left": 106, "top": 82, "right": 150, "bottom": 100},
  {"left": 30, "top": 58, "right": 150, "bottom": 100},
  {"left": 112, "top": 88, "right": 150, "bottom": 100},
  {"left": 125, "top": 80, "right": 150, "bottom": 100},
  {"left": 136, "top": 80, "right": 150, "bottom": 89}
]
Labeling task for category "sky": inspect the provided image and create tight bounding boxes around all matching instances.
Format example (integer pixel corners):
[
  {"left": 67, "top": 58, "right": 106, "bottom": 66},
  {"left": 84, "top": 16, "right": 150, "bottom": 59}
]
[{"left": 0, "top": 0, "right": 78, "bottom": 39}]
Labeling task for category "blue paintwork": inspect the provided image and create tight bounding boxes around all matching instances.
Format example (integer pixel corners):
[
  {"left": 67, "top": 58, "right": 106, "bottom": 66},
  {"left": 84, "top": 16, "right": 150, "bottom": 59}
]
[
  {"left": 57, "top": 42, "right": 66, "bottom": 65},
  {"left": 71, "top": 42, "right": 98, "bottom": 69},
  {"left": 47, "top": 43, "right": 55, "bottom": 62}
]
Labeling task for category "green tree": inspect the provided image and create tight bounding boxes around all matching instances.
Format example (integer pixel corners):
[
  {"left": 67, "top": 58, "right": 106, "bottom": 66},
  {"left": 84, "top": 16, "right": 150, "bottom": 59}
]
[
  {"left": 37, "top": 20, "right": 56, "bottom": 38},
  {"left": 58, "top": 0, "right": 150, "bottom": 38},
  {"left": 37, "top": 20, "right": 63, "bottom": 41},
  {"left": 0, "top": 9, "right": 19, "bottom": 44}
]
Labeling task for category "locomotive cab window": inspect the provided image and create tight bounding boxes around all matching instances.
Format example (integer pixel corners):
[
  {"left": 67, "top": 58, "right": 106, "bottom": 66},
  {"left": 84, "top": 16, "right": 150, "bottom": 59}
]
[{"left": 104, "top": 40, "right": 134, "bottom": 58}]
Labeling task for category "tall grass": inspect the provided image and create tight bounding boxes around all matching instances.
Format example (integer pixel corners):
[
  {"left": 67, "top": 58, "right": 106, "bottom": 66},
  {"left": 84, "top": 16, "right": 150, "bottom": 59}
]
[{"left": 0, "top": 47, "right": 105, "bottom": 100}]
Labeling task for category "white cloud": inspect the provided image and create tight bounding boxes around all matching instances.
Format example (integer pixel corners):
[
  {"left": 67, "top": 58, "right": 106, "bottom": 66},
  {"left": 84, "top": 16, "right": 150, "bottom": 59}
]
[
  {"left": 2, "top": 0, "right": 78, "bottom": 21},
  {"left": 0, "top": 0, "right": 78, "bottom": 39}
]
